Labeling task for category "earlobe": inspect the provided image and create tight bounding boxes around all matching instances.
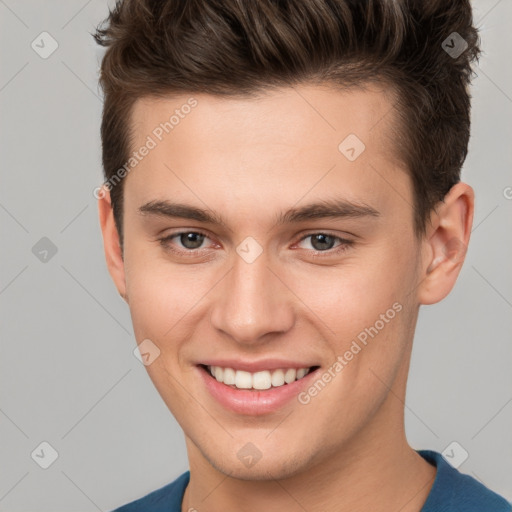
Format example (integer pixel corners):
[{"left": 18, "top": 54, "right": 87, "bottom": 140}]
[
  {"left": 417, "top": 182, "right": 474, "bottom": 305},
  {"left": 97, "top": 186, "right": 128, "bottom": 302}
]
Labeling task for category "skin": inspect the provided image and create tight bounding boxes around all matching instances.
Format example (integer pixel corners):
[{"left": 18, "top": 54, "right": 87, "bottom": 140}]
[{"left": 99, "top": 83, "right": 474, "bottom": 512}]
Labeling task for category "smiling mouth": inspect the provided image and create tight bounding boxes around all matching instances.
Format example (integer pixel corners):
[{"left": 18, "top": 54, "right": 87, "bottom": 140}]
[{"left": 199, "top": 364, "right": 321, "bottom": 391}]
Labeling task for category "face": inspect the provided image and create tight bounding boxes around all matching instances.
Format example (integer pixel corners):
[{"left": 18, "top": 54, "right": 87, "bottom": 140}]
[{"left": 104, "top": 84, "right": 431, "bottom": 479}]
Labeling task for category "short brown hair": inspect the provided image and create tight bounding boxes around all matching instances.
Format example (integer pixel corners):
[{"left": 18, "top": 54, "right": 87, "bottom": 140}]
[{"left": 93, "top": 0, "right": 480, "bottom": 243}]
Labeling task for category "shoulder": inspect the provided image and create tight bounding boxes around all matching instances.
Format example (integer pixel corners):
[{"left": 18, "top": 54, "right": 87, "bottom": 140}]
[
  {"left": 419, "top": 450, "right": 511, "bottom": 512},
  {"left": 111, "top": 470, "right": 190, "bottom": 512}
]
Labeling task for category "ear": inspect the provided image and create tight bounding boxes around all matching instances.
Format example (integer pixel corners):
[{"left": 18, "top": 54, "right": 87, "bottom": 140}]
[
  {"left": 417, "top": 182, "right": 474, "bottom": 305},
  {"left": 98, "top": 186, "right": 128, "bottom": 302}
]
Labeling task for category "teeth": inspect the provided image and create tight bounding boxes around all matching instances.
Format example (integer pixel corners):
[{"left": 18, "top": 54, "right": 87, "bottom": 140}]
[
  {"left": 235, "top": 370, "right": 252, "bottom": 389},
  {"left": 271, "top": 369, "right": 285, "bottom": 387},
  {"left": 207, "top": 365, "right": 312, "bottom": 390},
  {"left": 284, "top": 368, "right": 297, "bottom": 384},
  {"left": 296, "top": 368, "right": 307, "bottom": 379},
  {"left": 252, "top": 371, "right": 272, "bottom": 390},
  {"left": 223, "top": 367, "right": 236, "bottom": 385}
]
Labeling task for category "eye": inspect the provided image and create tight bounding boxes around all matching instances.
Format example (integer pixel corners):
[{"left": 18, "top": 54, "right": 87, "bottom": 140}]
[
  {"left": 159, "top": 231, "right": 213, "bottom": 253},
  {"left": 175, "top": 232, "right": 207, "bottom": 250},
  {"left": 300, "top": 233, "right": 338, "bottom": 251},
  {"left": 296, "top": 232, "right": 353, "bottom": 257}
]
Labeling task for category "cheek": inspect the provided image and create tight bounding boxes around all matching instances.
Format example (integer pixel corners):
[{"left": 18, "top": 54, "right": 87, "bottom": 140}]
[
  {"left": 289, "top": 246, "right": 417, "bottom": 339},
  {"left": 291, "top": 266, "right": 416, "bottom": 444},
  {"left": 122, "top": 250, "right": 201, "bottom": 416},
  {"left": 123, "top": 244, "right": 185, "bottom": 341},
  {"left": 285, "top": 240, "right": 419, "bottom": 400},
  {"left": 123, "top": 243, "right": 222, "bottom": 358}
]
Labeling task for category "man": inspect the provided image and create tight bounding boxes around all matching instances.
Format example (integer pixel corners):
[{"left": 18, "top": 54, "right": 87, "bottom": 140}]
[{"left": 94, "top": 1, "right": 511, "bottom": 510}]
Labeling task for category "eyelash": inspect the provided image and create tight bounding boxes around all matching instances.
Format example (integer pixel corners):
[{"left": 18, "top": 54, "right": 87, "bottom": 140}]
[{"left": 158, "top": 230, "right": 354, "bottom": 259}]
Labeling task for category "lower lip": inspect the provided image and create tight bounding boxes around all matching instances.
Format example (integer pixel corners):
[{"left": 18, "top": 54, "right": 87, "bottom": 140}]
[{"left": 197, "top": 365, "right": 320, "bottom": 415}]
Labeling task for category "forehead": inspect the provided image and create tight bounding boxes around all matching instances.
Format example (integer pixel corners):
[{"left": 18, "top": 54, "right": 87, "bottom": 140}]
[
  {"left": 125, "top": 83, "right": 411, "bottom": 230},
  {"left": 130, "top": 83, "right": 399, "bottom": 153}
]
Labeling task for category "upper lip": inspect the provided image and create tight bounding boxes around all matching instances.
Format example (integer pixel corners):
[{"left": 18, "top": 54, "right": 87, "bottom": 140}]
[{"left": 198, "top": 359, "right": 319, "bottom": 373}]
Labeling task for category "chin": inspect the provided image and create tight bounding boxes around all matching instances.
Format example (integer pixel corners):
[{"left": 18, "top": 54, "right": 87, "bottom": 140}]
[{"left": 205, "top": 449, "right": 312, "bottom": 481}]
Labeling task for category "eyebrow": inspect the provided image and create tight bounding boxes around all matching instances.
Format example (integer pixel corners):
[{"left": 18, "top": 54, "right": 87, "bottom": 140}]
[{"left": 138, "top": 198, "right": 380, "bottom": 227}]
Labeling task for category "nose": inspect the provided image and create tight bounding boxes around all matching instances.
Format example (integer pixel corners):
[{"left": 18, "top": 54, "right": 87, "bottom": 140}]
[{"left": 209, "top": 249, "right": 295, "bottom": 345}]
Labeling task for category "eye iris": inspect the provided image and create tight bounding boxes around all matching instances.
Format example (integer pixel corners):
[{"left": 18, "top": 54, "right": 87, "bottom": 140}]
[
  {"left": 181, "top": 232, "right": 205, "bottom": 249},
  {"left": 311, "top": 234, "right": 336, "bottom": 251}
]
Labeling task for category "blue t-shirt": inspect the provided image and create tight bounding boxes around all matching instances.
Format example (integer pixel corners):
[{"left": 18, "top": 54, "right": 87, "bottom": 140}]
[{"left": 112, "top": 450, "right": 511, "bottom": 511}]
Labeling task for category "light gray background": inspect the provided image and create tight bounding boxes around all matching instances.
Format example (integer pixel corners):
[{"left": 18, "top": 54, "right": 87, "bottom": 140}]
[{"left": 0, "top": 0, "right": 511, "bottom": 510}]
